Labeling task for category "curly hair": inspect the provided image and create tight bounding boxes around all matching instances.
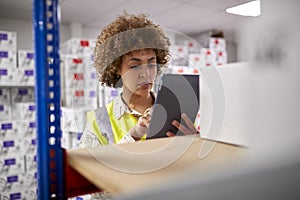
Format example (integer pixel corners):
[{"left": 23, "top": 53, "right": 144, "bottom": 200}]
[{"left": 93, "top": 12, "right": 171, "bottom": 88}]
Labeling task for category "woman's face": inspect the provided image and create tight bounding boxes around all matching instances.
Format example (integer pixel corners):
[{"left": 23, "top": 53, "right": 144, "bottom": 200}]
[{"left": 119, "top": 49, "right": 157, "bottom": 96}]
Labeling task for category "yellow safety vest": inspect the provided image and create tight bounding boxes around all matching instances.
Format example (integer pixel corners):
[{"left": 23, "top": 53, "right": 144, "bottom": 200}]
[{"left": 85, "top": 100, "right": 146, "bottom": 145}]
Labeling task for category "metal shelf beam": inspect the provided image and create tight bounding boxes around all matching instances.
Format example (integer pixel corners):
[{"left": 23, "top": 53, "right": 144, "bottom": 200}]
[{"left": 33, "top": 0, "right": 65, "bottom": 199}]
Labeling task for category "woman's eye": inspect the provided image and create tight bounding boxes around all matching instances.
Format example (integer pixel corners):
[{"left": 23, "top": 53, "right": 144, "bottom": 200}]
[
  {"left": 130, "top": 65, "right": 142, "bottom": 69},
  {"left": 148, "top": 64, "right": 156, "bottom": 68}
]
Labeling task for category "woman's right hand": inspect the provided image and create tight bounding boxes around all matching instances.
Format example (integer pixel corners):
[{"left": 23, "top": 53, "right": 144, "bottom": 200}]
[{"left": 129, "top": 108, "right": 152, "bottom": 140}]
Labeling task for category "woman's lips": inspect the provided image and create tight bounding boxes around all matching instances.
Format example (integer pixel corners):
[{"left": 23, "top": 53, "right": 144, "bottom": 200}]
[{"left": 138, "top": 82, "right": 151, "bottom": 89}]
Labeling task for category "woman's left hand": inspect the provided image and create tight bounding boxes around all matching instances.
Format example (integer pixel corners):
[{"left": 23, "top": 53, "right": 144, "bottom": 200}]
[{"left": 166, "top": 113, "right": 200, "bottom": 137}]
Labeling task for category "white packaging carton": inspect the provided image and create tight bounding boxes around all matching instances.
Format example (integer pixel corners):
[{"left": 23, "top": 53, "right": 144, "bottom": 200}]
[
  {"left": 19, "top": 120, "right": 36, "bottom": 138},
  {"left": 61, "top": 107, "right": 87, "bottom": 133},
  {"left": 23, "top": 137, "right": 36, "bottom": 154},
  {"left": 25, "top": 154, "right": 37, "bottom": 174},
  {"left": 11, "top": 88, "right": 34, "bottom": 103},
  {"left": 18, "top": 50, "right": 34, "bottom": 68},
  {"left": 0, "top": 104, "right": 12, "bottom": 120},
  {"left": 184, "top": 40, "right": 201, "bottom": 54},
  {"left": 0, "top": 68, "right": 15, "bottom": 85},
  {"left": 61, "top": 38, "right": 94, "bottom": 56},
  {"left": 215, "top": 50, "right": 228, "bottom": 66},
  {"left": 85, "top": 89, "right": 97, "bottom": 109},
  {"left": 209, "top": 37, "right": 226, "bottom": 52},
  {"left": 170, "top": 45, "right": 188, "bottom": 66},
  {"left": 0, "top": 156, "right": 25, "bottom": 176},
  {"left": 61, "top": 56, "right": 85, "bottom": 74},
  {"left": 0, "top": 31, "right": 17, "bottom": 50},
  {"left": 0, "top": 88, "right": 10, "bottom": 104},
  {"left": 63, "top": 72, "right": 85, "bottom": 89},
  {"left": 0, "top": 121, "right": 19, "bottom": 140},
  {"left": 188, "top": 53, "right": 206, "bottom": 69},
  {"left": 0, "top": 50, "right": 17, "bottom": 68},
  {"left": 202, "top": 48, "right": 216, "bottom": 67},
  {"left": 0, "top": 138, "right": 22, "bottom": 158},
  {"left": 63, "top": 89, "right": 85, "bottom": 107},
  {"left": 15, "top": 68, "right": 35, "bottom": 85},
  {"left": 12, "top": 102, "right": 36, "bottom": 121}
]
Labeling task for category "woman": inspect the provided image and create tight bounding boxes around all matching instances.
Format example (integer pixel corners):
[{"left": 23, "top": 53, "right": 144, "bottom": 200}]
[{"left": 80, "top": 12, "right": 198, "bottom": 148}]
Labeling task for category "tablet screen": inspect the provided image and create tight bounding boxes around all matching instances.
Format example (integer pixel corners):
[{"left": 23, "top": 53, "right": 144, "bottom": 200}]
[{"left": 147, "top": 74, "right": 200, "bottom": 139}]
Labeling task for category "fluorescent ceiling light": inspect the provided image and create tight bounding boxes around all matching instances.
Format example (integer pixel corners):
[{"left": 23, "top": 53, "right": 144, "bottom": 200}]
[{"left": 226, "top": 0, "right": 261, "bottom": 17}]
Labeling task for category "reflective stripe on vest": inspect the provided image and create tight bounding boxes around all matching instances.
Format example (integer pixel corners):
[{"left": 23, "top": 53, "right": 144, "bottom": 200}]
[{"left": 95, "top": 106, "right": 115, "bottom": 144}]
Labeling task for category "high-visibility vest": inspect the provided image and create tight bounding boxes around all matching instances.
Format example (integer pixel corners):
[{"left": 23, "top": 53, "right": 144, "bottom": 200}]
[{"left": 85, "top": 101, "right": 146, "bottom": 145}]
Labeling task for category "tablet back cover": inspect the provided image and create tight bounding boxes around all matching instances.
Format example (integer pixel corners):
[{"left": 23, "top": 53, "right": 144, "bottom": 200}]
[{"left": 147, "top": 74, "right": 199, "bottom": 139}]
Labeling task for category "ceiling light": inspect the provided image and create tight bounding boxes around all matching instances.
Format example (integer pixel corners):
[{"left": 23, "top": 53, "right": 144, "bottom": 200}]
[{"left": 226, "top": 0, "right": 261, "bottom": 17}]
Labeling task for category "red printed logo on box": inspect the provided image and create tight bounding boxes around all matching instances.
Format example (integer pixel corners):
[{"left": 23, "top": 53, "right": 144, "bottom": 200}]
[
  {"left": 75, "top": 91, "right": 84, "bottom": 97},
  {"left": 80, "top": 40, "right": 89, "bottom": 47}
]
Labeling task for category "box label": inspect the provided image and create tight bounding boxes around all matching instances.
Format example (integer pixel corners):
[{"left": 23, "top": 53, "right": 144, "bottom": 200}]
[
  {"left": 3, "top": 140, "right": 14, "bottom": 147},
  {"left": 0, "top": 33, "right": 8, "bottom": 40},
  {"left": 0, "top": 69, "right": 8, "bottom": 75},
  {"left": 0, "top": 51, "right": 8, "bottom": 58},
  {"left": 4, "top": 158, "right": 16, "bottom": 166},
  {"left": 1, "top": 123, "right": 12, "bottom": 130}
]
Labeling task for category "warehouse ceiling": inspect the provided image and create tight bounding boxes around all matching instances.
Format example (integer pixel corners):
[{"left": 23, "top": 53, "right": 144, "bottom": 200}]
[{"left": 0, "top": 0, "right": 253, "bottom": 36}]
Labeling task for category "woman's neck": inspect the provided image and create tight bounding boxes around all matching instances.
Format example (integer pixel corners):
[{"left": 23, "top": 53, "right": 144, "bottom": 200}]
[{"left": 122, "top": 90, "right": 154, "bottom": 114}]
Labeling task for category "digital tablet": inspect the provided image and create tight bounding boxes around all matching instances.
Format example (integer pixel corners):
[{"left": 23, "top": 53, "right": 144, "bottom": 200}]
[{"left": 147, "top": 74, "right": 200, "bottom": 139}]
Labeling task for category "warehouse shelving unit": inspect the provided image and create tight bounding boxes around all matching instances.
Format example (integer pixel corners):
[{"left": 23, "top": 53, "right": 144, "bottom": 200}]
[
  {"left": 33, "top": 0, "right": 100, "bottom": 199},
  {"left": 33, "top": 0, "right": 64, "bottom": 199}
]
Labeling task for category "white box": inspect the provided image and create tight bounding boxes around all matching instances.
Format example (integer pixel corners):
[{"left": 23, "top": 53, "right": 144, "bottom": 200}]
[
  {"left": 85, "top": 89, "right": 97, "bottom": 109},
  {"left": 12, "top": 102, "right": 36, "bottom": 121},
  {"left": 170, "top": 45, "right": 188, "bottom": 66},
  {"left": 63, "top": 89, "right": 85, "bottom": 107},
  {"left": 61, "top": 131, "right": 72, "bottom": 149},
  {"left": 84, "top": 70, "right": 97, "bottom": 88},
  {"left": 0, "top": 31, "right": 17, "bottom": 50},
  {"left": 0, "top": 88, "right": 10, "bottom": 103},
  {"left": 209, "top": 37, "right": 226, "bottom": 52},
  {"left": 0, "top": 156, "right": 25, "bottom": 176},
  {"left": 18, "top": 120, "right": 36, "bottom": 138},
  {"left": 0, "top": 68, "right": 15, "bottom": 85},
  {"left": 184, "top": 40, "right": 201, "bottom": 54},
  {"left": 0, "top": 50, "right": 17, "bottom": 68},
  {"left": 23, "top": 137, "right": 37, "bottom": 154},
  {"left": 11, "top": 88, "right": 34, "bottom": 103},
  {"left": 61, "top": 38, "right": 94, "bottom": 56},
  {"left": 215, "top": 50, "right": 228, "bottom": 66},
  {"left": 63, "top": 72, "right": 85, "bottom": 89},
  {"left": 25, "top": 154, "right": 37, "bottom": 174},
  {"left": 18, "top": 50, "right": 34, "bottom": 68},
  {"left": 61, "top": 56, "right": 85, "bottom": 74},
  {"left": 15, "top": 68, "right": 35, "bottom": 86},
  {"left": 61, "top": 107, "right": 87, "bottom": 133},
  {"left": 0, "top": 138, "right": 22, "bottom": 158},
  {"left": 188, "top": 53, "right": 205, "bottom": 69},
  {"left": 0, "top": 121, "right": 19, "bottom": 140},
  {"left": 0, "top": 104, "right": 12, "bottom": 121},
  {"left": 202, "top": 48, "right": 216, "bottom": 67}
]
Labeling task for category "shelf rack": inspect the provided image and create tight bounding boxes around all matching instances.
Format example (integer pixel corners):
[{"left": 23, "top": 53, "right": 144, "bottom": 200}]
[
  {"left": 33, "top": 0, "right": 65, "bottom": 199},
  {"left": 33, "top": 0, "right": 100, "bottom": 199}
]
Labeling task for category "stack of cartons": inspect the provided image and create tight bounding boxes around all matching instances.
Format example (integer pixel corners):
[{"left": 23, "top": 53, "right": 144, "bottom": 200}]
[{"left": 0, "top": 30, "right": 37, "bottom": 199}]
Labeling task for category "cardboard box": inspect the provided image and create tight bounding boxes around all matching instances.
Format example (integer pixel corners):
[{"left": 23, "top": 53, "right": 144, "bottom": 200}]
[
  {"left": 0, "top": 50, "right": 17, "bottom": 68},
  {"left": 15, "top": 68, "right": 35, "bottom": 85},
  {"left": 11, "top": 88, "right": 34, "bottom": 103},
  {"left": 0, "top": 88, "right": 10, "bottom": 104},
  {"left": 17, "top": 50, "right": 34, "bottom": 68},
  {"left": 0, "top": 31, "right": 17, "bottom": 50},
  {"left": 0, "top": 68, "right": 15, "bottom": 85}
]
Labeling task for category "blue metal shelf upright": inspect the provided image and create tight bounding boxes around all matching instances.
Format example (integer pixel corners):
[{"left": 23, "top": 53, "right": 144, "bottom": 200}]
[{"left": 33, "top": 0, "right": 65, "bottom": 199}]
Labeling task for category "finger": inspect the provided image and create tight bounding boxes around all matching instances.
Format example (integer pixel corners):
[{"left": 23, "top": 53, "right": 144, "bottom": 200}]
[
  {"left": 172, "top": 120, "right": 191, "bottom": 135},
  {"left": 166, "top": 131, "right": 175, "bottom": 137},
  {"left": 139, "top": 116, "right": 150, "bottom": 128},
  {"left": 181, "top": 113, "right": 198, "bottom": 134}
]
